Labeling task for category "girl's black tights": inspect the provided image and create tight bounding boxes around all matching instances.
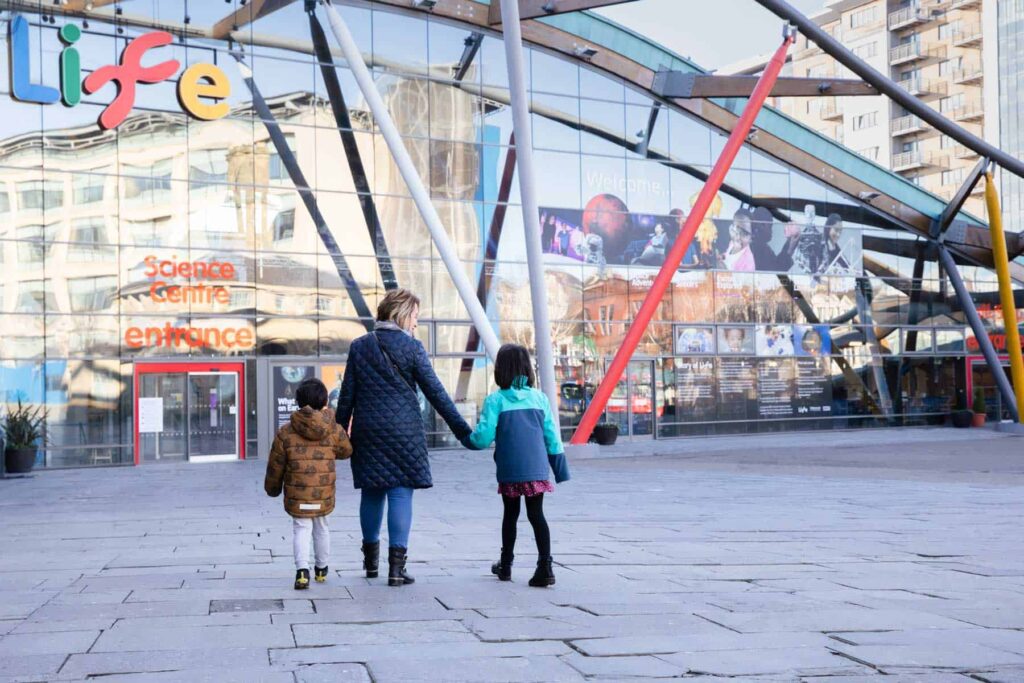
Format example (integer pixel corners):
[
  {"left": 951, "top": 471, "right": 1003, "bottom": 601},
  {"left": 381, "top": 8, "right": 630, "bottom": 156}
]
[{"left": 501, "top": 494, "right": 551, "bottom": 557}]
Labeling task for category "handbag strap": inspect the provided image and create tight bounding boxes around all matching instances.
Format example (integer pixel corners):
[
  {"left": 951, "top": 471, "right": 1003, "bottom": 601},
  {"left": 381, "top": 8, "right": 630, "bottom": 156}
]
[{"left": 373, "top": 332, "right": 417, "bottom": 395}]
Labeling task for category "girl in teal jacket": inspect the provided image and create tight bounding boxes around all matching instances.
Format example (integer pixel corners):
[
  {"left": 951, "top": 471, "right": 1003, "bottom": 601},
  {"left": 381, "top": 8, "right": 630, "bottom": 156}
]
[{"left": 463, "top": 344, "right": 570, "bottom": 587}]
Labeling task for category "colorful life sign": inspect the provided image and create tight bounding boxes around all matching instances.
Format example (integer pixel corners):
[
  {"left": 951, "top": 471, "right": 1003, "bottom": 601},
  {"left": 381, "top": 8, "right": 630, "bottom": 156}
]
[{"left": 7, "top": 14, "right": 230, "bottom": 129}]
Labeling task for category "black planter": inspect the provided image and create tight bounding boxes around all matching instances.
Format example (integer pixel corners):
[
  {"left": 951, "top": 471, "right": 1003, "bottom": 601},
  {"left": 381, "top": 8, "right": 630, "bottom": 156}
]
[
  {"left": 592, "top": 424, "right": 619, "bottom": 446},
  {"left": 950, "top": 410, "right": 973, "bottom": 429},
  {"left": 5, "top": 447, "right": 37, "bottom": 474}
]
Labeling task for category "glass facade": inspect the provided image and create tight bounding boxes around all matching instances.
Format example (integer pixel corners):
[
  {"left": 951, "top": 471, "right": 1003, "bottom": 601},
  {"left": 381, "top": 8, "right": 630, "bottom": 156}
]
[
  {"left": 998, "top": 0, "right": 1024, "bottom": 234},
  {"left": 0, "top": 3, "right": 998, "bottom": 469}
]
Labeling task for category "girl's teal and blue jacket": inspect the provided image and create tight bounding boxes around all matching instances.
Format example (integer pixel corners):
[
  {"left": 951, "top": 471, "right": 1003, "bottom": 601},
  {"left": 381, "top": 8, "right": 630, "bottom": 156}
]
[{"left": 467, "top": 385, "right": 570, "bottom": 485}]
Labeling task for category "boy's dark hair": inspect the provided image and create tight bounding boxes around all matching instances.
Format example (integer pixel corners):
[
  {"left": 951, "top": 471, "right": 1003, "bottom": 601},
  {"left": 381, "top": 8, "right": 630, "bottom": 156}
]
[
  {"left": 494, "top": 344, "right": 535, "bottom": 390},
  {"left": 296, "top": 378, "right": 328, "bottom": 410}
]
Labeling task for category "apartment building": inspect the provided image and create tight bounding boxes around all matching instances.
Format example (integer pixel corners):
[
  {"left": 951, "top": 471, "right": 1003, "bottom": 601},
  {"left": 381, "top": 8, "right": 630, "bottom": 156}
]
[{"left": 756, "top": 0, "right": 1001, "bottom": 221}]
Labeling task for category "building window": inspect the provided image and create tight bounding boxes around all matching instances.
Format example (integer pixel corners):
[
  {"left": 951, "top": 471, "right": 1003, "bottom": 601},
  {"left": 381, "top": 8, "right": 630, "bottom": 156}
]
[
  {"left": 938, "top": 57, "right": 962, "bottom": 77},
  {"left": 937, "top": 21, "right": 961, "bottom": 41},
  {"left": 939, "top": 94, "right": 964, "bottom": 113},
  {"left": 0, "top": 190, "right": 10, "bottom": 214},
  {"left": 68, "top": 218, "right": 115, "bottom": 262},
  {"left": 857, "top": 146, "right": 880, "bottom": 161},
  {"left": 73, "top": 174, "right": 106, "bottom": 205},
  {"left": 851, "top": 112, "right": 877, "bottom": 130},
  {"left": 272, "top": 208, "right": 295, "bottom": 242},
  {"left": 942, "top": 169, "right": 966, "bottom": 186},
  {"left": 189, "top": 149, "right": 229, "bottom": 193},
  {"left": 123, "top": 159, "right": 173, "bottom": 200},
  {"left": 598, "top": 304, "right": 615, "bottom": 336},
  {"left": 17, "top": 180, "right": 64, "bottom": 211},
  {"left": 16, "top": 224, "right": 45, "bottom": 264},
  {"left": 68, "top": 276, "right": 117, "bottom": 312},
  {"left": 939, "top": 134, "right": 955, "bottom": 149},
  {"left": 852, "top": 42, "right": 878, "bottom": 59},
  {"left": 268, "top": 135, "right": 297, "bottom": 181},
  {"left": 15, "top": 280, "right": 54, "bottom": 313},
  {"left": 849, "top": 6, "right": 877, "bottom": 28}
]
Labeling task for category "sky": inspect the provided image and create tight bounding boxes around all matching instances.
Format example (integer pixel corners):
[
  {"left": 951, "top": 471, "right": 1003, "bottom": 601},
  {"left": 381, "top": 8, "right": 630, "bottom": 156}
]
[{"left": 595, "top": 0, "right": 822, "bottom": 71}]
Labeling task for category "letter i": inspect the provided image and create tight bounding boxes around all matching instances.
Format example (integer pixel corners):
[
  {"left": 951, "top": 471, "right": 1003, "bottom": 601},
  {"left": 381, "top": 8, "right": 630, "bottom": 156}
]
[{"left": 58, "top": 24, "right": 82, "bottom": 107}]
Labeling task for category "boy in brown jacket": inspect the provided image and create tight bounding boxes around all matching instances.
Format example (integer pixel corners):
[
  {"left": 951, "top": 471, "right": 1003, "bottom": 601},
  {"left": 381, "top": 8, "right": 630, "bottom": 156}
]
[{"left": 264, "top": 378, "right": 352, "bottom": 589}]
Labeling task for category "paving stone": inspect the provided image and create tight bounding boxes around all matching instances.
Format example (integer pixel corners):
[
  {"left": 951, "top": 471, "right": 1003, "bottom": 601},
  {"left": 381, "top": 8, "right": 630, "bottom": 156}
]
[
  {"left": 292, "top": 663, "right": 373, "bottom": 682},
  {"left": 271, "top": 641, "right": 571, "bottom": 666},
  {"left": 11, "top": 617, "right": 116, "bottom": 634},
  {"left": 0, "top": 630, "right": 99, "bottom": 656},
  {"left": 58, "top": 647, "right": 274, "bottom": 678},
  {"left": 560, "top": 652, "right": 687, "bottom": 678},
  {"left": 28, "top": 600, "right": 211, "bottom": 622},
  {"left": 0, "top": 654, "right": 67, "bottom": 678},
  {"left": 659, "top": 646, "right": 871, "bottom": 676},
  {"left": 68, "top": 668, "right": 295, "bottom": 683},
  {"left": 366, "top": 655, "right": 584, "bottom": 682},
  {"left": 90, "top": 624, "right": 294, "bottom": 652},
  {"left": 571, "top": 631, "right": 838, "bottom": 656},
  {"left": 830, "top": 644, "right": 1024, "bottom": 670},
  {"left": 292, "top": 619, "right": 477, "bottom": 646}
]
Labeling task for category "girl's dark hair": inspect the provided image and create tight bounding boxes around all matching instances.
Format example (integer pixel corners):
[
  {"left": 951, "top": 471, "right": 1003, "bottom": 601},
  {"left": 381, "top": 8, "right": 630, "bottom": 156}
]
[{"left": 494, "top": 344, "right": 535, "bottom": 390}]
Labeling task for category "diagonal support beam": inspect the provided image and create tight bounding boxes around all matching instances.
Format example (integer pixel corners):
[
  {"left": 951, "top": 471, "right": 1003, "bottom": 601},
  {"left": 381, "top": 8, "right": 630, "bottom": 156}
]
[
  {"left": 322, "top": 1, "right": 500, "bottom": 359},
  {"left": 232, "top": 53, "right": 374, "bottom": 330},
  {"left": 855, "top": 277, "right": 893, "bottom": 419},
  {"left": 636, "top": 102, "right": 661, "bottom": 157},
  {"left": 62, "top": 0, "right": 122, "bottom": 10},
  {"left": 932, "top": 156, "right": 989, "bottom": 238},
  {"left": 570, "top": 28, "right": 797, "bottom": 445},
  {"left": 652, "top": 71, "right": 877, "bottom": 98},
  {"left": 488, "top": 0, "right": 639, "bottom": 25},
  {"left": 307, "top": 8, "right": 397, "bottom": 290}
]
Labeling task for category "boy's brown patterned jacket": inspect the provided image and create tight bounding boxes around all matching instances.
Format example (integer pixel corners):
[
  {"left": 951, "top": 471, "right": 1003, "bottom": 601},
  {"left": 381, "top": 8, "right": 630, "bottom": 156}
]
[{"left": 264, "top": 406, "right": 352, "bottom": 518}]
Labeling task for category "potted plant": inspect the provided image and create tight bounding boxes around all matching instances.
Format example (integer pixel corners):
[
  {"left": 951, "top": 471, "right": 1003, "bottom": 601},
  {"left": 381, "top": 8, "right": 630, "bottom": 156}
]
[
  {"left": 591, "top": 422, "right": 619, "bottom": 446},
  {"left": 950, "top": 388, "right": 973, "bottom": 429},
  {"left": 3, "top": 400, "right": 46, "bottom": 475},
  {"left": 971, "top": 387, "right": 987, "bottom": 428}
]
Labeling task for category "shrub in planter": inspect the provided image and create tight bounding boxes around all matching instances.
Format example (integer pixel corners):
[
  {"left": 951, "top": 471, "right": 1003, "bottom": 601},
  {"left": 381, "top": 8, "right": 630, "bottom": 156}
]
[
  {"left": 971, "top": 387, "right": 987, "bottom": 428},
  {"left": 591, "top": 422, "right": 619, "bottom": 446},
  {"left": 3, "top": 400, "right": 45, "bottom": 474}
]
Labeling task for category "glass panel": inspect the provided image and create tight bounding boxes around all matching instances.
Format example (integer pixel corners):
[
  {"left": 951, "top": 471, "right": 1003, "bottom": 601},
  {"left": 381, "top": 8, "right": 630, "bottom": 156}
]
[
  {"left": 187, "top": 373, "right": 238, "bottom": 459},
  {"left": 139, "top": 373, "right": 187, "bottom": 463}
]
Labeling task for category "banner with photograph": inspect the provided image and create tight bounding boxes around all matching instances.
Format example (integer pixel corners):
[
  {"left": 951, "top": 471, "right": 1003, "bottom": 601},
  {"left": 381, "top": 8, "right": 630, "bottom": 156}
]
[
  {"left": 272, "top": 365, "right": 315, "bottom": 430},
  {"left": 537, "top": 193, "right": 861, "bottom": 276}
]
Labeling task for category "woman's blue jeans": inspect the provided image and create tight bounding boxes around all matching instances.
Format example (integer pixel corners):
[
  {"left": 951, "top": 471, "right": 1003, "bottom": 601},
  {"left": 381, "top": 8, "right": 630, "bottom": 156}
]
[{"left": 360, "top": 487, "right": 414, "bottom": 549}]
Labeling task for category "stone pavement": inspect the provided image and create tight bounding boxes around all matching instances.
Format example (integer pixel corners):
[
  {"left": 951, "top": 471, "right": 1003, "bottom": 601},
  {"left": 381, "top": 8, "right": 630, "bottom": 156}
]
[{"left": 1, "top": 427, "right": 1023, "bottom": 682}]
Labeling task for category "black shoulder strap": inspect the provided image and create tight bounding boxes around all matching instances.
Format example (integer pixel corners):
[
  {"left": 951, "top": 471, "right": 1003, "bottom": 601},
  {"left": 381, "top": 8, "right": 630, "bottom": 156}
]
[{"left": 373, "top": 332, "right": 417, "bottom": 394}]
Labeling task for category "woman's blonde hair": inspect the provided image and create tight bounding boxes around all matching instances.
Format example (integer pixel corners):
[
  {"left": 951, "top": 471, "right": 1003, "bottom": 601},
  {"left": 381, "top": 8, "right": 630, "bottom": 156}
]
[{"left": 377, "top": 288, "right": 421, "bottom": 331}]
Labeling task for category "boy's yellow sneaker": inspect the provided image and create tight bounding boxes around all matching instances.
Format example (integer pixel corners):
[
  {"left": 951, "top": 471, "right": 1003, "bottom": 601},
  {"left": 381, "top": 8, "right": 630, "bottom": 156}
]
[
  {"left": 294, "top": 569, "right": 310, "bottom": 590},
  {"left": 314, "top": 566, "right": 328, "bottom": 583}
]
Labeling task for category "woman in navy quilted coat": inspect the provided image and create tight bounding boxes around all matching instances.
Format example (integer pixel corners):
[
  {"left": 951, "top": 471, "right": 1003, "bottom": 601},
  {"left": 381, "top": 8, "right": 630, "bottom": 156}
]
[{"left": 336, "top": 288, "right": 472, "bottom": 586}]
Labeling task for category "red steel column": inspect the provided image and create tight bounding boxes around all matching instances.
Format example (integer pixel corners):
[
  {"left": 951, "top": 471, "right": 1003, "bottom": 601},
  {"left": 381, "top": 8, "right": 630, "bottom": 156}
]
[{"left": 571, "top": 29, "right": 796, "bottom": 445}]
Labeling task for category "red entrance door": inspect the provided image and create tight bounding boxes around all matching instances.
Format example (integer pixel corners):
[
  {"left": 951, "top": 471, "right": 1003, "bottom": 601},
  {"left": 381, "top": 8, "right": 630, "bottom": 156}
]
[{"left": 133, "top": 362, "right": 245, "bottom": 465}]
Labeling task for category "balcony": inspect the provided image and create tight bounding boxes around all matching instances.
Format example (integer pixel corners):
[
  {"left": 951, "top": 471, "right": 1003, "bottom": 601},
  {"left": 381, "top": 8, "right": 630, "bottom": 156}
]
[
  {"left": 954, "top": 64, "right": 984, "bottom": 85},
  {"left": 952, "top": 24, "right": 983, "bottom": 47},
  {"left": 892, "top": 150, "right": 947, "bottom": 172},
  {"left": 954, "top": 144, "right": 980, "bottom": 160},
  {"left": 890, "top": 42, "right": 941, "bottom": 65},
  {"left": 897, "top": 77, "right": 947, "bottom": 98},
  {"left": 952, "top": 101, "right": 985, "bottom": 122},
  {"left": 890, "top": 114, "right": 928, "bottom": 137},
  {"left": 951, "top": 0, "right": 981, "bottom": 8},
  {"left": 819, "top": 101, "right": 843, "bottom": 121},
  {"left": 889, "top": 5, "right": 930, "bottom": 30}
]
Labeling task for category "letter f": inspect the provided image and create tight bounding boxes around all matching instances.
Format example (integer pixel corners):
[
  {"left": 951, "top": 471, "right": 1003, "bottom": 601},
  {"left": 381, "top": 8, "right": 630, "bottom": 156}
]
[
  {"left": 9, "top": 15, "right": 60, "bottom": 104},
  {"left": 83, "top": 31, "right": 180, "bottom": 129}
]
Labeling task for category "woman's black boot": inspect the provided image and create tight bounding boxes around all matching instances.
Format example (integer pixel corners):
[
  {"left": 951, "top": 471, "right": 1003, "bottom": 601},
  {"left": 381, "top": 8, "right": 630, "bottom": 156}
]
[
  {"left": 528, "top": 556, "right": 555, "bottom": 587},
  {"left": 491, "top": 548, "right": 514, "bottom": 581},
  {"left": 362, "top": 541, "right": 380, "bottom": 579},
  {"left": 388, "top": 546, "right": 415, "bottom": 586}
]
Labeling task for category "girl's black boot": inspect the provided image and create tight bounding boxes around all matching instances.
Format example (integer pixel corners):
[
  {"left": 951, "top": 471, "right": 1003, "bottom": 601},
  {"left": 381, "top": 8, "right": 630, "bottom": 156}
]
[
  {"left": 491, "top": 548, "right": 514, "bottom": 581},
  {"left": 528, "top": 556, "right": 555, "bottom": 587},
  {"left": 388, "top": 546, "right": 415, "bottom": 586}
]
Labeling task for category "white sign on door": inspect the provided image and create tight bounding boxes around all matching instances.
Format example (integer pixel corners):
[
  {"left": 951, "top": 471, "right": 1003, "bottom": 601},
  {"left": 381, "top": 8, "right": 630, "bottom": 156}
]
[{"left": 138, "top": 398, "right": 164, "bottom": 433}]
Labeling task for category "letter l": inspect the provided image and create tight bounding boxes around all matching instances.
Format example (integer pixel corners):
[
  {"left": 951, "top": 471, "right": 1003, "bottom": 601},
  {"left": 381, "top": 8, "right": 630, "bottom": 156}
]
[{"left": 9, "top": 15, "right": 60, "bottom": 104}]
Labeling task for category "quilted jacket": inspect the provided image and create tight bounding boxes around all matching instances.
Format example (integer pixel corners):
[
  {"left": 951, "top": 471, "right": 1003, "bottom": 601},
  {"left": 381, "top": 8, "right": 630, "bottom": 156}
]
[
  {"left": 336, "top": 327, "right": 472, "bottom": 489},
  {"left": 264, "top": 407, "right": 353, "bottom": 518}
]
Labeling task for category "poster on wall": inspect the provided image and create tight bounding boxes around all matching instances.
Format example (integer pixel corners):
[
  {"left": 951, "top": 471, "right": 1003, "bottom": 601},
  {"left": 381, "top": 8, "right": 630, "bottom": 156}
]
[
  {"left": 718, "top": 325, "right": 755, "bottom": 354},
  {"left": 756, "top": 325, "right": 795, "bottom": 356},
  {"left": 757, "top": 358, "right": 795, "bottom": 419},
  {"left": 674, "top": 325, "right": 715, "bottom": 355},
  {"left": 273, "top": 365, "right": 315, "bottom": 430},
  {"left": 717, "top": 357, "right": 757, "bottom": 422},
  {"left": 794, "top": 324, "right": 832, "bottom": 356},
  {"left": 320, "top": 365, "right": 347, "bottom": 412},
  {"left": 794, "top": 356, "right": 833, "bottom": 417},
  {"left": 674, "top": 356, "right": 716, "bottom": 423}
]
